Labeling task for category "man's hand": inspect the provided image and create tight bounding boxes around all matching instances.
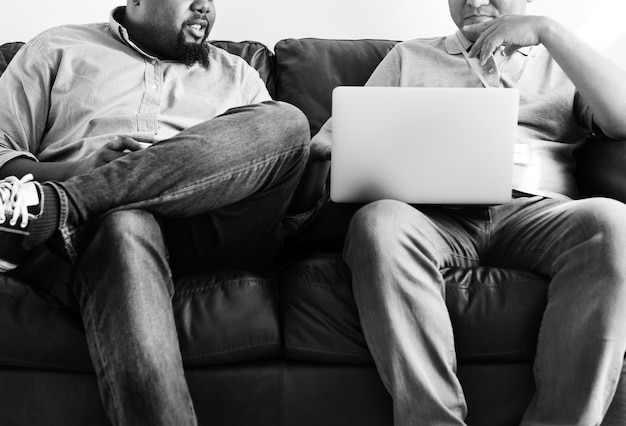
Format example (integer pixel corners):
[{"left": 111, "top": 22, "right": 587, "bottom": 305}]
[
  {"left": 310, "top": 132, "right": 332, "bottom": 162},
  {"left": 465, "top": 15, "right": 551, "bottom": 66},
  {"left": 75, "top": 138, "right": 149, "bottom": 175}
]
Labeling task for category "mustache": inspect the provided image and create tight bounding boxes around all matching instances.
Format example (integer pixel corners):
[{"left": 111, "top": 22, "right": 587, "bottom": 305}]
[{"left": 185, "top": 13, "right": 209, "bottom": 25}]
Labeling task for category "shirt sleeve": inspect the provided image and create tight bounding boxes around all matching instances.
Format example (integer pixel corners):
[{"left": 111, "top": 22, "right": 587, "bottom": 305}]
[
  {"left": 364, "top": 47, "right": 402, "bottom": 88},
  {"left": 242, "top": 66, "right": 272, "bottom": 104},
  {"left": 0, "top": 37, "right": 54, "bottom": 168},
  {"left": 573, "top": 90, "right": 608, "bottom": 137}
]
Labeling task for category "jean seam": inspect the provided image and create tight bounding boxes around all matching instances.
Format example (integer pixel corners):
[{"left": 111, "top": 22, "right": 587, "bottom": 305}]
[
  {"left": 138, "top": 146, "right": 305, "bottom": 208},
  {"left": 75, "top": 268, "right": 122, "bottom": 420}
]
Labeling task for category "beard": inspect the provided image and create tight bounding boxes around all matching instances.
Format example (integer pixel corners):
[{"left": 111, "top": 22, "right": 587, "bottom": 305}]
[{"left": 175, "top": 32, "right": 210, "bottom": 68}]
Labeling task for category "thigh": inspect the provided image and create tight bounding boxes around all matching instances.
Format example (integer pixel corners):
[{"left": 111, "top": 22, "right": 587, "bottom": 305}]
[
  {"left": 488, "top": 196, "right": 626, "bottom": 275},
  {"left": 346, "top": 200, "right": 483, "bottom": 270}
]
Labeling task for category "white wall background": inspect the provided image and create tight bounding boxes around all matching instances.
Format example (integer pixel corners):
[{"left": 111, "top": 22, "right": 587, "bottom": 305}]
[{"left": 2, "top": 0, "right": 625, "bottom": 66}]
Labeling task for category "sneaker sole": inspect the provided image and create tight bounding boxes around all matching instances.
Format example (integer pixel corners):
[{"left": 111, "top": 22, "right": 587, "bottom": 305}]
[{"left": 0, "top": 258, "right": 18, "bottom": 272}]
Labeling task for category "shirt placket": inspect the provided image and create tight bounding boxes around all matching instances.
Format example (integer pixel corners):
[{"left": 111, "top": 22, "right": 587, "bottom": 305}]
[
  {"left": 138, "top": 58, "right": 163, "bottom": 139},
  {"left": 482, "top": 55, "right": 501, "bottom": 88}
]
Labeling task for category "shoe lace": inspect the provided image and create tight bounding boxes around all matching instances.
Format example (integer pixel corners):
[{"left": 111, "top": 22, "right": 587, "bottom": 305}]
[{"left": 0, "top": 174, "right": 35, "bottom": 229}]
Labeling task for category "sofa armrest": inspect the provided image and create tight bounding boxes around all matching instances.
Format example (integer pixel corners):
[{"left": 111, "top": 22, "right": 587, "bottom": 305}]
[{"left": 577, "top": 136, "right": 626, "bottom": 202}]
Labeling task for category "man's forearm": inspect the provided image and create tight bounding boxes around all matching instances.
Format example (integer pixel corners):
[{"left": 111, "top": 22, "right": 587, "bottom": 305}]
[
  {"left": 0, "top": 157, "right": 82, "bottom": 182},
  {"left": 540, "top": 19, "right": 626, "bottom": 139},
  {"left": 288, "top": 158, "right": 330, "bottom": 214}
]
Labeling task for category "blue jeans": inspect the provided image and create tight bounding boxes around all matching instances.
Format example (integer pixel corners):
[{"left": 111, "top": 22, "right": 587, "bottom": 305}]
[
  {"left": 58, "top": 101, "right": 310, "bottom": 425},
  {"left": 51, "top": 101, "right": 310, "bottom": 262},
  {"left": 344, "top": 196, "right": 626, "bottom": 426}
]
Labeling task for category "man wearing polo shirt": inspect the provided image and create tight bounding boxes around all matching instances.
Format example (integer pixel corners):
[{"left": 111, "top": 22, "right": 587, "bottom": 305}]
[{"left": 308, "top": 0, "right": 626, "bottom": 425}]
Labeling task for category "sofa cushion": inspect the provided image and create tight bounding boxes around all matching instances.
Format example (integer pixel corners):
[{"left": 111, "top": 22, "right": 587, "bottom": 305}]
[
  {"left": 577, "top": 135, "right": 626, "bottom": 202},
  {"left": 173, "top": 270, "right": 281, "bottom": 366},
  {"left": 0, "top": 42, "right": 24, "bottom": 75},
  {"left": 0, "top": 263, "right": 281, "bottom": 371},
  {"left": 274, "top": 38, "right": 398, "bottom": 136},
  {"left": 280, "top": 252, "right": 548, "bottom": 364},
  {"left": 211, "top": 40, "right": 276, "bottom": 98}
]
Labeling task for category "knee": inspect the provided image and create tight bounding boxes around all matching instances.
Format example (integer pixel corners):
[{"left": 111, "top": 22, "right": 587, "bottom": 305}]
[
  {"left": 346, "top": 199, "right": 418, "bottom": 255},
  {"left": 94, "top": 210, "right": 163, "bottom": 250},
  {"left": 572, "top": 198, "right": 626, "bottom": 242},
  {"left": 569, "top": 198, "right": 626, "bottom": 271},
  {"left": 261, "top": 101, "right": 310, "bottom": 145}
]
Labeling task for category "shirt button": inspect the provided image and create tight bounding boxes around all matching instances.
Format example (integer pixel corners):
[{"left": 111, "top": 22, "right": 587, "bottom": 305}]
[
  {"left": 152, "top": 84, "right": 158, "bottom": 90},
  {"left": 488, "top": 68, "right": 495, "bottom": 74}
]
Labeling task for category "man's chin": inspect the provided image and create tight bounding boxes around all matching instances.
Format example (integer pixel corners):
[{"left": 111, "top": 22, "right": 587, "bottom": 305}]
[{"left": 176, "top": 37, "right": 211, "bottom": 68}]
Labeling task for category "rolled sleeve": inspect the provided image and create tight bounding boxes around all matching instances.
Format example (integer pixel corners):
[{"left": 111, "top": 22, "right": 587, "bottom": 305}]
[{"left": 0, "top": 38, "right": 53, "bottom": 167}]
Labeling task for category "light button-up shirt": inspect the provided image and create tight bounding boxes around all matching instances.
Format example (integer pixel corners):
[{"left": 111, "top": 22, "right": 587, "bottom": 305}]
[{"left": 0, "top": 7, "right": 271, "bottom": 167}]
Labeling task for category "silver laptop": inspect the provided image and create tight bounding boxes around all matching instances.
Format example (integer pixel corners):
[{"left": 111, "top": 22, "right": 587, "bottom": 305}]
[{"left": 330, "top": 86, "right": 519, "bottom": 204}]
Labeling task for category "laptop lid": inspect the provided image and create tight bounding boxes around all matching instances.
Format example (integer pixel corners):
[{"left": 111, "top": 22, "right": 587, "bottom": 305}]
[{"left": 330, "top": 86, "right": 519, "bottom": 204}]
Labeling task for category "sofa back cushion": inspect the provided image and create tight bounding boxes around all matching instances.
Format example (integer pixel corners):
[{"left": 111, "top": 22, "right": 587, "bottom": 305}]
[
  {"left": 274, "top": 38, "right": 398, "bottom": 136},
  {"left": 0, "top": 42, "right": 24, "bottom": 75},
  {"left": 211, "top": 40, "right": 276, "bottom": 98}
]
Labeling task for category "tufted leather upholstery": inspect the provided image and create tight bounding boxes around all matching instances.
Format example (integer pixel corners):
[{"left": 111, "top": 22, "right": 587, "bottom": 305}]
[{"left": 0, "top": 38, "right": 625, "bottom": 426}]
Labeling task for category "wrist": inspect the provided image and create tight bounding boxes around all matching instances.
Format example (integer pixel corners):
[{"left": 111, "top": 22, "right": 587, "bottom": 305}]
[{"left": 537, "top": 16, "right": 562, "bottom": 46}]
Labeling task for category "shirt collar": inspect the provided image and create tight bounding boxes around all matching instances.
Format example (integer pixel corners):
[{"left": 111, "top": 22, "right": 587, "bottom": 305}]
[
  {"left": 109, "top": 6, "right": 159, "bottom": 60},
  {"left": 445, "top": 29, "right": 533, "bottom": 57}
]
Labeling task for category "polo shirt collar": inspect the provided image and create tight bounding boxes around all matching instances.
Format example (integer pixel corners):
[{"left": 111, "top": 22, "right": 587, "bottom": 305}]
[{"left": 445, "top": 29, "right": 533, "bottom": 56}]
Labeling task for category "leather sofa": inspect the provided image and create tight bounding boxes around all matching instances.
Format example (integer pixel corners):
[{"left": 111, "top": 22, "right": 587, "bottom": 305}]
[{"left": 0, "top": 38, "right": 625, "bottom": 426}]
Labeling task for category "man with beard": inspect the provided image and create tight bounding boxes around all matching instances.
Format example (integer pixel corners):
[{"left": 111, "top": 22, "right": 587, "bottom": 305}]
[{"left": 0, "top": 0, "right": 312, "bottom": 424}]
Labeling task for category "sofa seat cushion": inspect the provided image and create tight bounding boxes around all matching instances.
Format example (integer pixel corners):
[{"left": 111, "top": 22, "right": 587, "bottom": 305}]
[
  {"left": 0, "top": 266, "right": 281, "bottom": 371},
  {"left": 173, "top": 271, "right": 281, "bottom": 366},
  {"left": 279, "top": 253, "right": 548, "bottom": 364}
]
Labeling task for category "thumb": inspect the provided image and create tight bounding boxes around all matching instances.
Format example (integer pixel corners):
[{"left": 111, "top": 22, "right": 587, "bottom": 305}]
[
  {"left": 320, "top": 143, "right": 332, "bottom": 161},
  {"left": 503, "top": 43, "right": 521, "bottom": 57}
]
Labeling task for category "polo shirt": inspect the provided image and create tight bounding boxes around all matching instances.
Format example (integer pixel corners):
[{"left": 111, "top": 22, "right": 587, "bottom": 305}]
[{"left": 317, "top": 31, "right": 595, "bottom": 200}]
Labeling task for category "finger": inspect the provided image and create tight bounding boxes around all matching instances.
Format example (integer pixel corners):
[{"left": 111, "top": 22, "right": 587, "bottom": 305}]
[
  {"left": 102, "top": 149, "right": 128, "bottom": 164},
  {"left": 475, "top": 25, "right": 501, "bottom": 65},
  {"left": 106, "top": 138, "right": 145, "bottom": 152},
  {"left": 321, "top": 144, "right": 332, "bottom": 161},
  {"left": 503, "top": 43, "right": 521, "bottom": 57},
  {"left": 468, "top": 23, "right": 494, "bottom": 58}
]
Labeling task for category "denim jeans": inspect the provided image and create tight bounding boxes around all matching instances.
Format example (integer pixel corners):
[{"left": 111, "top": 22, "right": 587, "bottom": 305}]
[
  {"left": 51, "top": 101, "right": 310, "bottom": 262},
  {"left": 56, "top": 101, "right": 310, "bottom": 425},
  {"left": 344, "top": 196, "right": 626, "bottom": 426}
]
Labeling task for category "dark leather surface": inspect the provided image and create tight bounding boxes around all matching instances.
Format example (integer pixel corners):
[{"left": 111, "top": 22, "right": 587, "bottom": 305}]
[
  {"left": 280, "top": 252, "right": 371, "bottom": 363},
  {"left": 0, "top": 269, "right": 280, "bottom": 371},
  {"left": 281, "top": 253, "right": 548, "bottom": 364},
  {"left": 0, "top": 361, "right": 537, "bottom": 426},
  {"left": 275, "top": 38, "right": 397, "bottom": 135},
  {"left": 211, "top": 40, "right": 276, "bottom": 98},
  {"left": 577, "top": 136, "right": 626, "bottom": 202},
  {"left": 0, "top": 42, "right": 24, "bottom": 75}
]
